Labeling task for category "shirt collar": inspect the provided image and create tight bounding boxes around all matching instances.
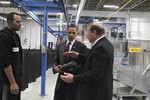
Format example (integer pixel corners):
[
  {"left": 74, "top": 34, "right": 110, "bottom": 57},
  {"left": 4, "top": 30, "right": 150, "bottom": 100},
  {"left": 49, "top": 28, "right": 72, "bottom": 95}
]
[
  {"left": 66, "top": 39, "right": 75, "bottom": 45},
  {"left": 92, "top": 35, "right": 105, "bottom": 46}
]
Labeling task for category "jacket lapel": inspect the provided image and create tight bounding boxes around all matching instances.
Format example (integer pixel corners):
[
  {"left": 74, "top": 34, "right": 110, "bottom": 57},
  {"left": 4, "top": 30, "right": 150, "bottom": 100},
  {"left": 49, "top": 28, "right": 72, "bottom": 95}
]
[
  {"left": 71, "top": 40, "right": 77, "bottom": 51},
  {"left": 60, "top": 41, "right": 67, "bottom": 63}
]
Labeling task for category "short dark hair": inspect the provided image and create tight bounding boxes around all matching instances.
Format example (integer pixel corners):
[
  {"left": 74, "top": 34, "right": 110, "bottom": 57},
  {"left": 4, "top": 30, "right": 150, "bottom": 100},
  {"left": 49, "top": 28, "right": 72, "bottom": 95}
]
[
  {"left": 90, "top": 24, "right": 105, "bottom": 35},
  {"left": 7, "top": 12, "right": 20, "bottom": 22},
  {"left": 67, "top": 24, "right": 78, "bottom": 31}
]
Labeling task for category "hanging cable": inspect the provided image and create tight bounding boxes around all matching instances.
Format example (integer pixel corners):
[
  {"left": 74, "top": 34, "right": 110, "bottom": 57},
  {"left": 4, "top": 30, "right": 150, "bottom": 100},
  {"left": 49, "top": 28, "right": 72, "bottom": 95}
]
[{"left": 105, "top": 0, "right": 132, "bottom": 22}]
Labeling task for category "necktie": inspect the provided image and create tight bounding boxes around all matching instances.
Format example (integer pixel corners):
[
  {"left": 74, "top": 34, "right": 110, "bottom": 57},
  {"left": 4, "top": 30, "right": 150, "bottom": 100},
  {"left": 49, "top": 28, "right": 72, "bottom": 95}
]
[{"left": 65, "top": 42, "right": 71, "bottom": 52}]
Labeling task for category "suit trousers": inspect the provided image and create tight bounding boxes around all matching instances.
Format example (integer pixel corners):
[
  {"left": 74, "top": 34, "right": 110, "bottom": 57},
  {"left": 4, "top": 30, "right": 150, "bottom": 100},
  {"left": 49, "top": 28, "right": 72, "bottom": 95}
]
[{"left": 54, "top": 81, "right": 79, "bottom": 100}]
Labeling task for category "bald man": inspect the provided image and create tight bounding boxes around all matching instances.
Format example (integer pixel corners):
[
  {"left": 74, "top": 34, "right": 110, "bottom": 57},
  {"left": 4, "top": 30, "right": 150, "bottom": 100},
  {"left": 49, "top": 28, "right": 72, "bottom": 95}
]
[{"left": 61, "top": 21, "right": 114, "bottom": 100}]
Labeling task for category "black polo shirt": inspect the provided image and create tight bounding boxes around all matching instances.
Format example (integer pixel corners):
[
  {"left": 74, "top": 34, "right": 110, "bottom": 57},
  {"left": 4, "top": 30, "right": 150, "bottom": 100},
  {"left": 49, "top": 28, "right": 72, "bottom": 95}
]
[{"left": 0, "top": 27, "right": 22, "bottom": 85}]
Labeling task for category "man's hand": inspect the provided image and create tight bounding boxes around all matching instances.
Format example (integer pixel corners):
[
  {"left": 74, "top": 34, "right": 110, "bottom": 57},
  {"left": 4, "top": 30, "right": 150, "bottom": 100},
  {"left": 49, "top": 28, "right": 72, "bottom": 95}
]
[
  {"left": 10, "top": 83, "right": 19, "bottom": 95},
  {"left": 4, "top": 65, "right": 19, "bottom": 95},
  {"left": 60, "top": 72, "right": 74, "bottom": 83},
  {"left": 63, "top": 51, "right": 79, "bottom": 58},
  {"left": 53, "top": 65, "right": 62, "bottom": 73}
]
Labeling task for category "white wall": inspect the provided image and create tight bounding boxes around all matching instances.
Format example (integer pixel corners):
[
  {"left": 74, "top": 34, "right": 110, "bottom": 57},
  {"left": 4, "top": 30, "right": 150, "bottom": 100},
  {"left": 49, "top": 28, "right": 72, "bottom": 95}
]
[
  {"left": 127, "top": 18, "right": 150, "bottom": 40},
  {"left": 21, "top": 19, "right": 57, "bottom": 49},
  {"left": 0, "top": 20, "right": 7, "bottom": 29},
  {"left": 0, "top": 19, "right": 57, "bottom": 49}
]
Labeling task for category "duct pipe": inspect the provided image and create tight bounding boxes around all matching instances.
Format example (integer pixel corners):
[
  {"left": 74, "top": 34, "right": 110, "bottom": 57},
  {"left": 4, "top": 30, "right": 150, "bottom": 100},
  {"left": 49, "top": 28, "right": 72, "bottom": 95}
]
[{"left": 75, "top": 0, "right": 86, "bottom": 25}]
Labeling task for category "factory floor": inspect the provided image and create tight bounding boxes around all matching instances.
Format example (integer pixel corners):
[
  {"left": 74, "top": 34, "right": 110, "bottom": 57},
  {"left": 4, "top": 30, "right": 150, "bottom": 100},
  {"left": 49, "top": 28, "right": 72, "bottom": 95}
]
[{"left": 21, "top": 68, "right": 150, "bottom": 100}]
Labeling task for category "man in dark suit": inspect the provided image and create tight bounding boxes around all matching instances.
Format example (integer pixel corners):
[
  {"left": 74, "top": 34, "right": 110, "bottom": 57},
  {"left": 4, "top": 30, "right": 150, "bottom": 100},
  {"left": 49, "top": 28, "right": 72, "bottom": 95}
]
[
  {"left": 61, "top": 22, "right": 114, "bottom": 100},
  {"left": 52, "top": 24, "right": 87, "bottom": 100}
]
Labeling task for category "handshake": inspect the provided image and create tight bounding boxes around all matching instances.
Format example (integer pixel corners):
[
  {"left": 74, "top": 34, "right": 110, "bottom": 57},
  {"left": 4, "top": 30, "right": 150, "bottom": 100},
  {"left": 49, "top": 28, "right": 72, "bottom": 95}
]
[{"left": 53, "top": 61, "right": 78, "bottom": 73}]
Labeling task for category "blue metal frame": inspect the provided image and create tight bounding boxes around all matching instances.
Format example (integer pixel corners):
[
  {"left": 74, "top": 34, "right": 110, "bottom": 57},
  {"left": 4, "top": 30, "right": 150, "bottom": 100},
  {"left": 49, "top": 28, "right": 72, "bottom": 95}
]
[
  {"left": 102, "top": 23, "right": 126, "bottom": 29},
  {"left": 60, "top": 0, "right": 68, "bottom": 26},
  {"left": 41, "top": 7, "right": 48, "bottom": 96},
  {"left": 10, "top": 0, "right": 55, "bottom": 35},
  {"left": 10, "top": 0, "right": 69, "bottom": 96},
  {"left": 21, "top": 1, "right": 60, "bottom": 7}
]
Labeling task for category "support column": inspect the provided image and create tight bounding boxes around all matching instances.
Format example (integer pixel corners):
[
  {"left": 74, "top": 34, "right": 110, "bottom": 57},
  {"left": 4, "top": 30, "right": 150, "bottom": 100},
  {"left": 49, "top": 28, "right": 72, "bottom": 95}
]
[{"left": 41, "top": 7, "right": 48, "bottom": 96}]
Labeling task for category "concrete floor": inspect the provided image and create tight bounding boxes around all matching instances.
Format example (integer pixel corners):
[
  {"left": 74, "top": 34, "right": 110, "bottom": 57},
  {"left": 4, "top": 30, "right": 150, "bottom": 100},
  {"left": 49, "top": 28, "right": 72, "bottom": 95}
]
[
  {"left": 21, "top": 68, "right": 56, "bottom": 100},
  {"left": 21, "top": 68, "right": 149, "bottom": 100}
]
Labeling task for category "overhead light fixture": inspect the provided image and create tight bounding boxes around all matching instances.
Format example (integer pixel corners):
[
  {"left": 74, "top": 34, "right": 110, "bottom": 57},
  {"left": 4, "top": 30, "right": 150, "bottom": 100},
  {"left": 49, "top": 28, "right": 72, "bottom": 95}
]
[
  {"left": 0, "top": 1, "right": 11, "bottom": 4},
  {"left": 93, "top": 19, "right": 99, "bottom": 22},
  {"left": 0, "top": 16, "right": 7, "bottom": 21},
  {"left": 103, "top": 5, "right": 119, "bottom": 9},
  {"left": 27, "top": 17, "right": 32, "bottom": 19},
  {"left": 67, "top": 5, "right": 71, "bottom": 7},
  {"left": 56, "top": 13, "right": 62, "bottom": 15},
  {"left": 72, "top": 4, "right": 78, "bottom": 7}
]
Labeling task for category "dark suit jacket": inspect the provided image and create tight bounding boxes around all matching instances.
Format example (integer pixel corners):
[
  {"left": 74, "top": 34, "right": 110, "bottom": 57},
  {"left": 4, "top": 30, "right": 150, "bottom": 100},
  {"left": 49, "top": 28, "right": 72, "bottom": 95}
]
[
  {"left": 53, "top": 40, "right": 87, "bottom": 90},
  {"left": 74, "top": 37, "right": 114, "bottom": 100}
]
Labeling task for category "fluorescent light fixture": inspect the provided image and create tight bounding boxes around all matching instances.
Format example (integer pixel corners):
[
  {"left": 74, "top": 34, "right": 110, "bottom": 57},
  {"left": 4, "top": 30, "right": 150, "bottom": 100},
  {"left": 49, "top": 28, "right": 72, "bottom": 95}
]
[
  {"left": 73, "top": 4, "right": 78, "bottom": 7},
  {"left": 67, "top": 5, "right": 71, "bottom": 7},
  {"left": 27, "top": 17, "right": 32, "bottom": 19},
  {"left": 56, "top": 13, "right": 62, "bottom": 15},
  {"left": 93, "top": 19, "right": 99, "bottom": 22},
  {"left": 0, "top": 1, "right": 10, "bottom": 4},
  {"left": 103, "top": 5, "right": 119, "bottom": 9},
  {"left": 0, "top": 16, "right": 7, "bottom": 21}
]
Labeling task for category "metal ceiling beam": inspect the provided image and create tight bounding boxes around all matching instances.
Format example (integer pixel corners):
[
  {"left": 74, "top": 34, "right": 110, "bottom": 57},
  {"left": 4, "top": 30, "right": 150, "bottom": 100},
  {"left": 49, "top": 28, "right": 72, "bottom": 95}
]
[
  {"left": 95, "top": 0, "right": 103, "bottom": 10},
  {"left": 21, "top": 1, "right": 60, "bottom": 7},
  {"left": 68, "top": 10, "right": 150, "bottom": 18},
  {"left": 24, "top": 7, "right": 63, "bottom": 12},
  {"left": 0, "top": 7, "right": 60, "bottom": 17},
  {"left": 97, "top": 0, "right": 105, "bottom": 11},
  {"left": 144, "top": 7, "right": 150, "bottom": 11},
  {"left": 75, "top": 0, "right": 86, "bottom": 25},
  {"left": 10, "top": 0, "right": 55, "bottom": 35},
  {"left": 85, "top": 0, "right": 91, "bottom": 9},
  {"left": 61, "top": 0, "right": 69, "bottom": 26},
  {"left": 128, "top": 0, "right": 147, "bottom": 10},
  {"left": 9, "top": 0, "right": 70, "bottom": 35},
  {"left": 1, "top": 7, "right": 150, "bottom": 19}
]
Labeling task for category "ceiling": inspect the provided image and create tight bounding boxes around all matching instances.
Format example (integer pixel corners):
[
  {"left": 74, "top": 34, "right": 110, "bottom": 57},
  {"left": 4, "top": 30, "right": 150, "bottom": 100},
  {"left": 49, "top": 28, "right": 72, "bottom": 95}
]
[
  {"left": 67, "top": 0, "right": 150, "bottom": 12},
  {"left": 0, "top": 0, "right": 150, "bottom": 22},
  {"left": 0, "top": 0, "right": 149, "bottom": 12}
]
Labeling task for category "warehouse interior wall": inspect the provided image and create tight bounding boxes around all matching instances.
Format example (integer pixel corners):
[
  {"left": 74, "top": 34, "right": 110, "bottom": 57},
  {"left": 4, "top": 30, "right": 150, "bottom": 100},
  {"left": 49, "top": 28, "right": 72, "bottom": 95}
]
[
  {"left": 0, "top": 18, "right": 58, "bottom": 49},
  {"left": 127, "top": 18, "right": 150, "bottom": 40},
  {"left": 20, "top": 19, "right": 57, "bottom": 49}
]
